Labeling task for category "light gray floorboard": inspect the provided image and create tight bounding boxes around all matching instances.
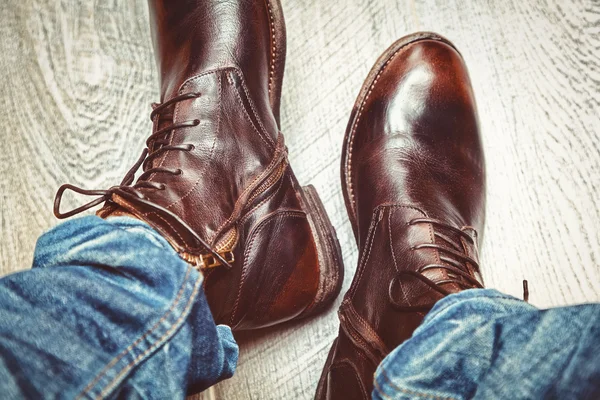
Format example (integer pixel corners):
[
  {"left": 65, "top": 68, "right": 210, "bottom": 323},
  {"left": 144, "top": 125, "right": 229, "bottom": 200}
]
[{"left": 1, "top": 0, "right": 599, "bottom": 399}]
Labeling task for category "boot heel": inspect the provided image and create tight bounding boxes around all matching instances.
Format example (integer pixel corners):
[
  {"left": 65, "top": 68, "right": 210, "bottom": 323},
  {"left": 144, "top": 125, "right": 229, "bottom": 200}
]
[{"left": 299, "top": 185, "right": 344, "bottom": 318}]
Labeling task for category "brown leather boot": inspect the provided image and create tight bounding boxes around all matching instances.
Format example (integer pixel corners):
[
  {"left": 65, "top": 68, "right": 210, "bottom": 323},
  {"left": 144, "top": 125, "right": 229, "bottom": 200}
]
[
  {"left": 315, "top": 32, "right": 486, "bottom": 399},
  {"left": 53, "top": 0, "right": 343, "bottom": 331}
]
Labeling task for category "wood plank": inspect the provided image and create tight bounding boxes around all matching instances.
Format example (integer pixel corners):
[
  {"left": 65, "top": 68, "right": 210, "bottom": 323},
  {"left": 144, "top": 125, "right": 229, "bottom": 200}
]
[{"left": 0, "top": 0, "right": 599, "bottom": 399}]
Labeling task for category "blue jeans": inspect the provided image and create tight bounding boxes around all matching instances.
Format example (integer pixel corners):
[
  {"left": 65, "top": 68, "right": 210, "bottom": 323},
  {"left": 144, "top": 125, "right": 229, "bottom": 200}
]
[
  {"left": 0, "top": 216, "right": 238, "bottom": 399},
  {"left": 374, "top": 290, "right": 600, "bottom": 400},
  {"left": 1, "top": 217, "right": 598, "bottom": 399}
]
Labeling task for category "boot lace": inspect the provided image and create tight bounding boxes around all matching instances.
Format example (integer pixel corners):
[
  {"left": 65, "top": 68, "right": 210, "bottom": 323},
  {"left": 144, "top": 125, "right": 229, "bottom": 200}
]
[
  {"left": 54, "top": 93, "right": 200, "bottom": 219},
  {"left": 54, "top": 92, "right": 201, "bottom": 219},
  {"left": 52, "top": 91, "right": 290, "bottom": 270},
  {"left": 51, "top": 92, "right": 236, "bottom": 267},
  {"left": 389, "top": 218, "right": 483, "bottom": 310}
]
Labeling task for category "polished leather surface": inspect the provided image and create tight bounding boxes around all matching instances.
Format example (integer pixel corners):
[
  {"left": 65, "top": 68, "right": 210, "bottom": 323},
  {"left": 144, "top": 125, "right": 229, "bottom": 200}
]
[
  {"left": 316, "top": 33, "right": 486, "bottom": 399},
  {"left": 56, "top": 0, "right": 343, "bottom": 331},
  {"left": 148, "top": 0, "right": 284, "bottom": 125}
]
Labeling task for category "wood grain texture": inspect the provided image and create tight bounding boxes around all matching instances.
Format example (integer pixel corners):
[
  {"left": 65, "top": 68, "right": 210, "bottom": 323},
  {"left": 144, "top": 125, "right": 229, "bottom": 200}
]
[{"left": 1, "top": 0, "right": 599, "bottom": 399}]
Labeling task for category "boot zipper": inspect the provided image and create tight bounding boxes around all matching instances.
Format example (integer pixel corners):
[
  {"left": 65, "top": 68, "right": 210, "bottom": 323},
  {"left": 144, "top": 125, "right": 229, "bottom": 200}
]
[{"left": 180, "top": 250, "right": 235, "bottom": 271}]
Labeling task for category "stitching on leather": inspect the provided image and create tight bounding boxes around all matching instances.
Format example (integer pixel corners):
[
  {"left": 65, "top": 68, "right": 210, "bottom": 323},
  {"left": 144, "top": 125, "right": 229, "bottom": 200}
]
[
  {"left": 351, "top": 209, "right": 381, "bottom": 295},
  {"left": 347, "top": 306, "right": 375, "bottom": 346},
  {"left": 347, "top": 329, "right": 368, "bottom": 352},
  {"left": 374, "top": 367, "right": 457, "bottom": 400},
  {"left": 146, "top": 70, "right": 220, "bottom": 182},
  {"left": 244, "top": 162, "right": 284, "bottom": 206},
  {"left": 341, "top": 321, "right": 371, "bottom": 362},
  {"left": 229, "top": 70, "right": 274, "bottom": 149},
  {"left": 375, "top": 204, "right": 429, "bottom": 317},
  {"left": 215, "top": 72, "right": 222, "bottom": 158},
  {"left": 371, "top": 204, "right": 435, "bottom": 256},
  {"left": 239, "top": 172, "right": 285, "bottom": 225},
  {"left": 143, "top": 68, "right": 220, "bottom": 200},
  {"left": 352, "top": 203, "right": 426, "bottom": 289},
  {"left": 236, "top": 68, "right": 275, "bottom": 147},
  {"left": 230, "top": 72, "right": 271, "bottom": 148},
  {"left": 266, "top": 0, "right": 276, "bottom": 96},
  {"left": 426, "top": 215, "right": 439, "bottom": 265},
  {"left": 242, "top": 158, "right": 286, "bottom": 210},
  {"left": 344, "top": 302, "right": 387, "bottom": 357},
  {"left": 76, "top": 265, "right": 194, "bottom": 399},
  {"left": 388, "top": 209, "right": 412, "bottom": 307},
  {"left": 164, "top": 73, "right": 221, "bottom": 211},
  {"left": 388, "top": 209, "right": 399, "bottom": 274},
  {"left": 351, "top": 204, "right": 427, "bottom": 296},
  {"left": 210, "top": 138, "right": 282, "bottom": 243},
  {"left": 230, "top": 211, "right": 306, "bottom": 325},
  {"left": 374, "top": 204, "right": 427, "bottom": 216},
  {"left": 95, "top": 269, "right": 202, "bottom": 399},
  {"left": 345, "top": 42, "right": 420, "bottom": 218},
  {"left": 180, "top": 67, "right": 230, "bottom": 93},
  {"left": 148, "top": 68, "right": 273, "bottom": 243}
]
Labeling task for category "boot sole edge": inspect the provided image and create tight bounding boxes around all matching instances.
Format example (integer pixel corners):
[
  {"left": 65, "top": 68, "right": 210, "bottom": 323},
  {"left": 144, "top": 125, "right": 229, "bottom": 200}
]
[{"left": 298, "top": 184, "right": 345, "bottom": 319}]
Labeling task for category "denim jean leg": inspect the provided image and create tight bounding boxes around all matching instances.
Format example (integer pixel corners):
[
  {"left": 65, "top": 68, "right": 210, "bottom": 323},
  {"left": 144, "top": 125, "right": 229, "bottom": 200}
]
[
  {"left": 373, "top": 289, "right": 600, "bottom": 400},
  {"left": 0, "top": 216, "right": 238, "bottom": 399}
]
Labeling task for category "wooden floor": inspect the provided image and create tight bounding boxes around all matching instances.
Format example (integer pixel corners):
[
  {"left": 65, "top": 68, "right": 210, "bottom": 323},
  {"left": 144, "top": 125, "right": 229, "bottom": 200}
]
[{"left": 1, "top": 0, "right": 599, "bottom": 399}]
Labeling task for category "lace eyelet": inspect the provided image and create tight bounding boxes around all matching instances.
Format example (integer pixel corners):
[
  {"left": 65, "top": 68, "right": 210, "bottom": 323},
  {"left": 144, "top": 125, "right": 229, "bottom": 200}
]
[
  {"left": 159, "top": 184, "right": 166, "bottom": 190},
  {"left": 187, "top": 144, "right": 195, "bottom": 151},
  {"left": 176, "top": 169, "right": 183, "bottom": 175},
  {"left": 193, "top": 119, "right": 200, "bottom": 126}
]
